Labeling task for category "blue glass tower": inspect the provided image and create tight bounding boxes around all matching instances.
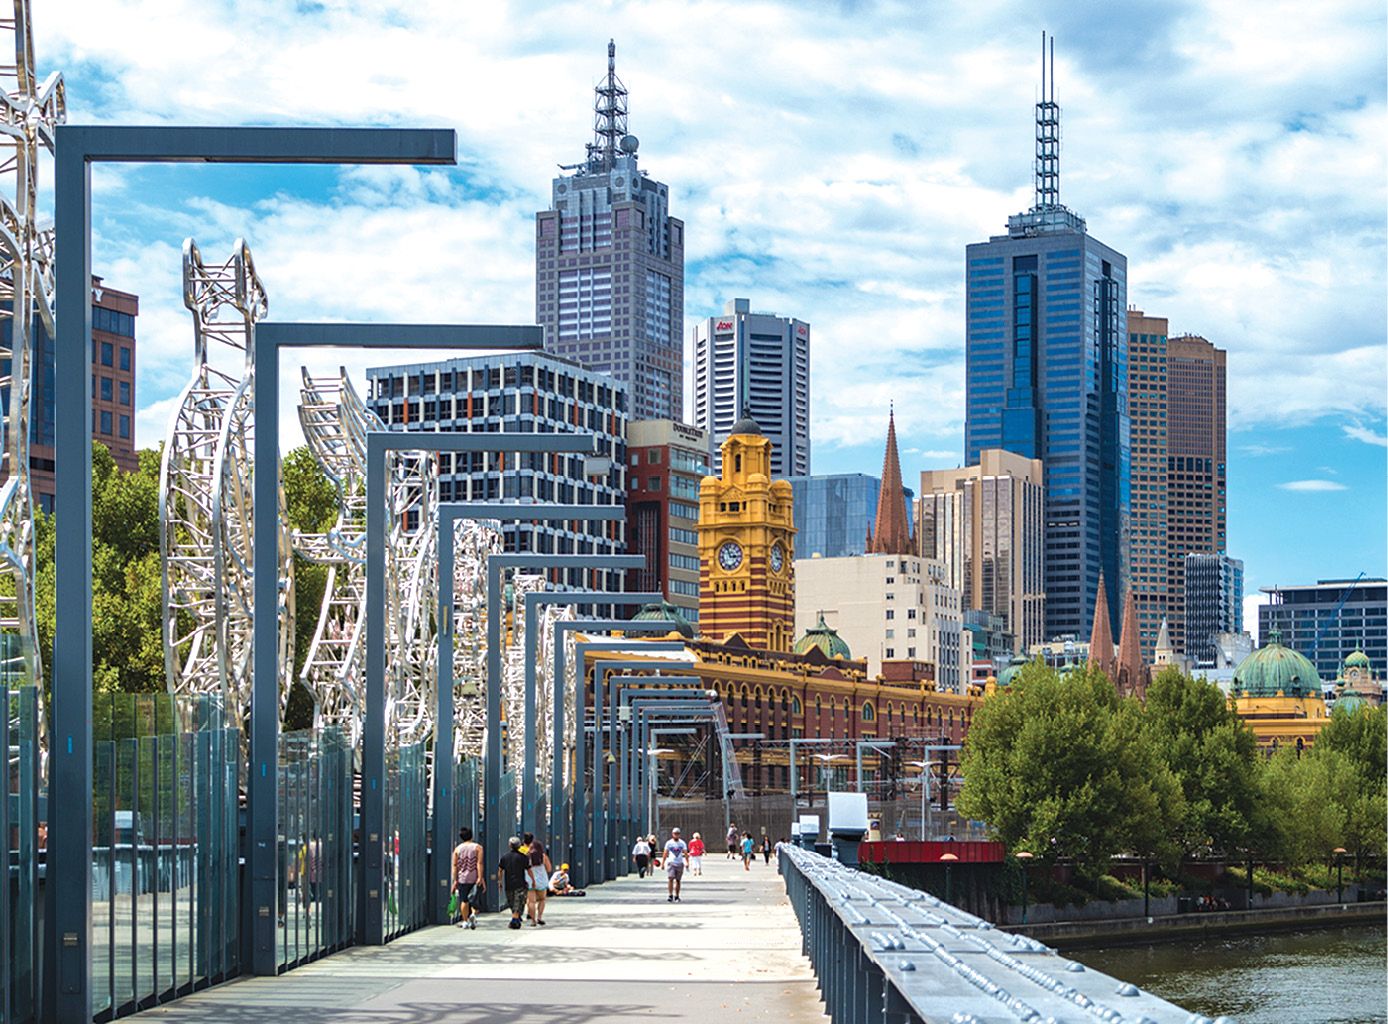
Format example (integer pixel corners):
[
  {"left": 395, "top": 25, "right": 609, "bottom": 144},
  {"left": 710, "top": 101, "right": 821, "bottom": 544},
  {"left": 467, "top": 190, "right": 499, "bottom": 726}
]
[{"left": 963, "top": 37, "right": 1129, "bottom": 641}]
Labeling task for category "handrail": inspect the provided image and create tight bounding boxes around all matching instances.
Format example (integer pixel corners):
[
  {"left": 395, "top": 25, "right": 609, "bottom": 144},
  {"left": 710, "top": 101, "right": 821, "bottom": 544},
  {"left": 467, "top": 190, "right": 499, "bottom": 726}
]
[{"left": 778, "top": 844, "right": 1222, "bottom": 1024}]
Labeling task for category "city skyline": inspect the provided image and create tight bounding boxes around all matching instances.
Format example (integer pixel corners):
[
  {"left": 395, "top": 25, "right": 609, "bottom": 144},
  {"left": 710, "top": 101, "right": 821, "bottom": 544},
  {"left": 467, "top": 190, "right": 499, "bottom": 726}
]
[{"left": 38, "top": 0, "right": 1386, "bottom": 621}]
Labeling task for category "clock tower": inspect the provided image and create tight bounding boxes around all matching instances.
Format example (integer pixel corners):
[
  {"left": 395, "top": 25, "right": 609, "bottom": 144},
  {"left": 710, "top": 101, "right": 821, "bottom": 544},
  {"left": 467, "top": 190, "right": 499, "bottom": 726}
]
[{"left": 698, "top": 414, "right": 796, "bottom": 651}]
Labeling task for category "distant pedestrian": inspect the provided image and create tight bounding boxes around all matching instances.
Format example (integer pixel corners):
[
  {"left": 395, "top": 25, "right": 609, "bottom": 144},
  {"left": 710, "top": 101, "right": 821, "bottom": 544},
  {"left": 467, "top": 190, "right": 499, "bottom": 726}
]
[
  {"left": 740, "top": 831, "right": 755, "bottom": 870},
  {"left": 498, "top": 836, "right": 529, "bottom": 930},
  {"left": 665, "top": 827, "right": 689, "bottom": 902},
  {"left": 761, "top": 835, "right": 772, "bottom": 865},
  {"left": 526, "top": 840, "right": 551, "bottom": 926},
  {"left": 450, "top": 826, "right": 484, "bottom": 929},
  {"left": 726, "top": 824, "right": 738, "bottom": 858},
  {"left": 688, "top": 832, "right": 705, "bottom": 875},
  {"left": 633, "top": 835, "right": 652, "bottom": 878}
]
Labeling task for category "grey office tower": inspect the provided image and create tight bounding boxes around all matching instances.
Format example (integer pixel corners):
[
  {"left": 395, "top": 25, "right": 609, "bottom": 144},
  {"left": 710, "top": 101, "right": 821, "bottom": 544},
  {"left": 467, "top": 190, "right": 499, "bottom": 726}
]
[
  {"left": 963, "top": 37, "right": 1129, "bottom": 641},
  {"left": 535, "top": 41, "right": 685, "bottom": 423}
]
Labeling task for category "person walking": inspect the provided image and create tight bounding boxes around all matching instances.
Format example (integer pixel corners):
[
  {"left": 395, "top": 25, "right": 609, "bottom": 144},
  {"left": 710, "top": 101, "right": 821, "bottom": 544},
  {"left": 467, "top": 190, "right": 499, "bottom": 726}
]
[
  {"left": 664, "top": 827, "right": 689, "bottom": 902},
  {"left": 740, "top": 830, "right": 755, "bottom": 870},
  {"left": 688, "top": 832, "right": 705, "bottom": 875},
  {"left": 450, "top": 826, "right": 485, "bottom": 929},
  {"left": 632, "top": 834, "right": 652, "bottom": 878},
  {"left": 761, "top": 835, "right": 772, "bottom": 865},
  {"left": 497, "top": 836, "right": 530, "bottom": 930},
  {"left": 525, "top": 840, "right": 552, "bottom": 926},
  {"left": 726, "top": 824, "right": 738, "bottom": 859}
]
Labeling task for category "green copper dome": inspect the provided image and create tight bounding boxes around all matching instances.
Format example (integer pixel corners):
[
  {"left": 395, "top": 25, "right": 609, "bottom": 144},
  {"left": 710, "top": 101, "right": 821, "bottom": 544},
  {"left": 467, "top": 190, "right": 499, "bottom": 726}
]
[
  {"left": 1232, "top": 631, "right": 1323, "bottom": 698},
  {"left": 631, "top": 600, "right": 695, "bottom": 639},
  {"left": 996, "top": 655, "right": 1029, "bottom": 688},
  {"left": 1345, "top": 650, "right": 1371, "bottom": 670},
  {"left": 794, "top": 613, "right": 851, "bottom": 659}
]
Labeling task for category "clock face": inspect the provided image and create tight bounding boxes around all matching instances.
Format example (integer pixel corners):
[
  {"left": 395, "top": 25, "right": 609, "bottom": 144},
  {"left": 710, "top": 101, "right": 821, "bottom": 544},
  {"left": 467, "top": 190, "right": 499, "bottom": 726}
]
[
  {"left": 770, "top": 543, "right": 784, "bottom": 574},
  {"left": 717, "top": 540, "right": 743, "bottom": 572}
]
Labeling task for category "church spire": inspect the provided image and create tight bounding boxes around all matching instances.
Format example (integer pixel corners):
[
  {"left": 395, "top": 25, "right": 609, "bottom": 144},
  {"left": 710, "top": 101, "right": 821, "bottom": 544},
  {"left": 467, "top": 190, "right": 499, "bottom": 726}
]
[
  {"left": 1088, "top": 572, "right": 1117, "bottom": 682},
  {"left": 866, "top": 407, "right": 915, "bottom": 556},
  {"left": 1116, "top": 588, "right": 1147, "bottom": 699}
]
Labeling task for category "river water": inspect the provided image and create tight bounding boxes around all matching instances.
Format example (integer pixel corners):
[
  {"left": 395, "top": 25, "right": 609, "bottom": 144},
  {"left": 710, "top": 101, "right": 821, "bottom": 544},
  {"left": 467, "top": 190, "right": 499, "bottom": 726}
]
[{"left": 1076, "top": 925, "right": 1386, "bottom": 1024}]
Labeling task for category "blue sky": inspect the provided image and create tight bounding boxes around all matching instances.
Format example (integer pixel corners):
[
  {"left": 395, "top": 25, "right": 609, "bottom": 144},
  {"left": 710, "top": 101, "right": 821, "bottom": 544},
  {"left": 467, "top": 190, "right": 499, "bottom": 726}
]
[{"left": 38, "top": 0, "right": 1387, "bottom": 626}]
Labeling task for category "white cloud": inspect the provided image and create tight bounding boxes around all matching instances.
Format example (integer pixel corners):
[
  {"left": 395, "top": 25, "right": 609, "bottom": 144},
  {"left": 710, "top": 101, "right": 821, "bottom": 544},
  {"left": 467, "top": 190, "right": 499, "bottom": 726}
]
[
  {"left": 1276, "top": 479, "right": 1349, "bottom": 491},
  {"left": 1343, "top": 422, "right": 1388, "bottom": 447},
  {"left": 1242, "top": 592, "right": 1269, "bottom": 638}
]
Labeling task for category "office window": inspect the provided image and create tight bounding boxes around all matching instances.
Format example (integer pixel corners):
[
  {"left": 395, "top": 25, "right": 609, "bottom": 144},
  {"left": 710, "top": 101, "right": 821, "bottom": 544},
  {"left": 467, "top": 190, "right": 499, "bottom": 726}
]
[
  {"left": 101, "top": 342, "right": 113, "bottom": 366},
  {"left": 120, "top": 347, "right": 131, "bottom": 371},
  {"left": 99, "top": 410, "right": 112, "bottom": 434},
  {"left": 119, "top": 380, "right": 130, "bottom": 405},
  {"left": 119, "top": 414, "right": 130, "bottom": 439},
  {"left": 100, "top": 377, "right": 112, "bottom": 401}
]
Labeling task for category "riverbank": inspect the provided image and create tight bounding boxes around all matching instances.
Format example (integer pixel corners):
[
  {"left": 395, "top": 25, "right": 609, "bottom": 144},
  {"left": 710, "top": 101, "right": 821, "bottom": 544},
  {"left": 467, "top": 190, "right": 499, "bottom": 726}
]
[{"left": 1003, "top": 899, "right": 1386, "bottom": 949}]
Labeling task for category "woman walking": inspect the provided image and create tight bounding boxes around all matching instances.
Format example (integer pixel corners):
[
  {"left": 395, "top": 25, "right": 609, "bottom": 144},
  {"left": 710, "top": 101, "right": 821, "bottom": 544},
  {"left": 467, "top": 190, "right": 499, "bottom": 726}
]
[
  {"left": 632, "top": 834, "right": 652, "bottom": 878},
  {"left": 688, "top": 832, "right": 705, "bottom": 875},
  {"left": 526, "top": 840, "right": 552, "bottom": 925}
]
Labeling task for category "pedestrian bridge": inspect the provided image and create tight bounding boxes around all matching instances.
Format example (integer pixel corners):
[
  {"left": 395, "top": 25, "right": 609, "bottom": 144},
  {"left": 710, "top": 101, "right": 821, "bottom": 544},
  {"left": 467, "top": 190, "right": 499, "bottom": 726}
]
[{"left": 118, "top": 851, "right": 1211, "bottom": 1024}]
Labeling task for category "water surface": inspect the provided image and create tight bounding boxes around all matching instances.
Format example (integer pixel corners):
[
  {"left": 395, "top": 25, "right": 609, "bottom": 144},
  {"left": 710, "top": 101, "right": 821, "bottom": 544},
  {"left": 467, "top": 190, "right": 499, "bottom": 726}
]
[{"left": 1076, "top": 925, "right": 1386, "bottom": 1024}]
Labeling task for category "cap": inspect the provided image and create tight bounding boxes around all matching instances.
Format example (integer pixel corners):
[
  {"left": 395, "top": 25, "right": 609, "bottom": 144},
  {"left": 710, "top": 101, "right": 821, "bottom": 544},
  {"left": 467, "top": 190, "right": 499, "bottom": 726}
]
[
  {"left": 561, "top": 863, "right": 569, "bottom": 870},
  {"left": 671, "top": 827, "right": 681, "bottom": 834}
]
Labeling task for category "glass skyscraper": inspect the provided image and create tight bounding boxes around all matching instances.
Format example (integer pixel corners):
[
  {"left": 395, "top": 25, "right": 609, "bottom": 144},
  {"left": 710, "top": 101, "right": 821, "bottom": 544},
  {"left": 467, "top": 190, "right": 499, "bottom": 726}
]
[
  {"left": 534, "top": 42, "right": 684, "bottom": 422},
  {"left": 963, "top": 45, "right": 1129, "bottom": 641}
]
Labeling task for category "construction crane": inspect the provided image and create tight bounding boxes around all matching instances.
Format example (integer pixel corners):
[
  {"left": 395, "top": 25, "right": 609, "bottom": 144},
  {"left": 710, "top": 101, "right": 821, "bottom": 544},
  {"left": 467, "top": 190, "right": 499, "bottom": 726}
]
[{"left": 1311, "top": 571, "right": 1368, "bottom": 666}]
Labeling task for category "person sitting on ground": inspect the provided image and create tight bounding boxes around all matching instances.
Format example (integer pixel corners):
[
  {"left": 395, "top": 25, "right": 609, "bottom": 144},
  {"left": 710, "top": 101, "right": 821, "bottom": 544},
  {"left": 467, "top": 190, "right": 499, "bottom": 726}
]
[{"left": 548, "top": 863, "right": 585, "bottom": 896}]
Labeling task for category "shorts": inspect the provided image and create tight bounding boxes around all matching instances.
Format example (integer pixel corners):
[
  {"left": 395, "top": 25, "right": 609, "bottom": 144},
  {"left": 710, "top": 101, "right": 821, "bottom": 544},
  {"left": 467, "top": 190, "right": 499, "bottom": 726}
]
[
  {"left": 506, "top": 887, "right": 528, "bottom": 917},
  {"left": 666, "top": 861, "right": 685, "bottom": 880},
  {"left": 455, "top": 881, "right": 479, "bottom": 906},
  {"left": 689, "top": 855, "right": 702, "bottom": 870}
]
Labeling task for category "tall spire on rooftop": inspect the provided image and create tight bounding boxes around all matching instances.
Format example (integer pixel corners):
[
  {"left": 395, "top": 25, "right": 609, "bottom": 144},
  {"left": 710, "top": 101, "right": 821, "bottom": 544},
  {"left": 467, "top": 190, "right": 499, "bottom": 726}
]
[
  {"left": 1088, "top": 572, "right": 1117, "bottom": 682},
  {"left": 587, "top": 39, "right": 630, "bottom": 172},
  {"left": 866, "top": 407, "right": 915, "bottom": 556},
  {"left": 1034, "top": 31, "right": 1060, "bottom": 212},
  {"left": 1116, "top": 589, "right": 1147, "bottom": 699}
]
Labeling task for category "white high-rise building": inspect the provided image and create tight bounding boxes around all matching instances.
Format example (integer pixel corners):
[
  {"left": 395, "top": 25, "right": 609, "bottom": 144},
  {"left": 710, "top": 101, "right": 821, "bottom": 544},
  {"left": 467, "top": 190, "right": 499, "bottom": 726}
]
[{"left": 691, "top": 298, "right": 809, "bottom": 478}]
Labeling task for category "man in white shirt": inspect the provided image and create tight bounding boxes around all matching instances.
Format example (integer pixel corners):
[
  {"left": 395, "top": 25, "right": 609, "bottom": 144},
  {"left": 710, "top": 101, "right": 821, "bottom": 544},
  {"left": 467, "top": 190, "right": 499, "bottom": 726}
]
[{"left": 664, "top": 827, "right": 689, "bottom": 903}]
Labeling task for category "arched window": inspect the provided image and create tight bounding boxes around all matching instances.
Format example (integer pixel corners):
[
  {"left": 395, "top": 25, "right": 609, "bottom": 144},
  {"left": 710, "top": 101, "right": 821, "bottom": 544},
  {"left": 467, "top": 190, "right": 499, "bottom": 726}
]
[
  {"left": 912, "top": 706, "right": 919, "bottom": 724},
  {"left": 815, "top": 695, "right": 822, "bottom": 715},
  {"left": 753, "top": 686, "right": 763, "bottom": 707},
  {"left": 741, "top": 686, "right": 750, "bottom": 709},
  {"left": 861, "top": 702, "right": 876, "bottom": 722},
  {"left": 792, "top": 694, "right": 803, "bottom": 716},
  {"left": 886, "top": 704, "right": 894, "bottom": 724}
]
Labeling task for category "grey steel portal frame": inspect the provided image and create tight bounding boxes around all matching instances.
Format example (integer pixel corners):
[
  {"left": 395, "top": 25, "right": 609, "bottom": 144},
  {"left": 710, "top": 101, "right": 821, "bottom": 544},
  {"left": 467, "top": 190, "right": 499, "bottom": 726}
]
[
  {"left": 632, "top": 701, "right": 720, "bottom": 845},
  {"left": 430, "top": 510, "right": 642, "bottom": 922},
  {"left": 563, "top": 636, "right": 687, "bottom": 886},
  {"left": 483, "top": 555, "right": 644, "bottom": 906},
  {"left": 365, "top": 436, "right": 599, "bottom": 939},
  {"left": 53, "top": 124, "right": 455, "bottom": 1020},
  {"left": 589, "top": 658, "right": 693, "bottom": 881},
  {"left": 259, "top": 331, "right": 543, "bottom": 963},
  {"left": 614, "top": 685, "right": 709, "bottom": 852}
]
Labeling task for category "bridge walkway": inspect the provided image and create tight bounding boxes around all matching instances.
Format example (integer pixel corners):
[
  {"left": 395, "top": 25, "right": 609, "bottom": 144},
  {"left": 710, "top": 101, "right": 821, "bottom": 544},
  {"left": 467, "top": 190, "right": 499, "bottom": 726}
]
[{"left": 130, "top": 855, "right": 827, "bottom": 1023}]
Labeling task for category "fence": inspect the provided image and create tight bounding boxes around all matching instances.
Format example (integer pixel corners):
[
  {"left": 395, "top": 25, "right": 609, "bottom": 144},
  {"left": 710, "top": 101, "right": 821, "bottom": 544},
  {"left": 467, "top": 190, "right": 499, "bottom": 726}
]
[
  {"left": 3, "top": 682, "right": 40, "bottom": 1024},
  {"left": 779, "top": 844, "right": 1198, "bottom": 1024},
  {"left": 382, "top": 741, "right": 428, "bottom": 940},
  {"left": 90, "top": 693, "right": 241, "bottom": 1020}
]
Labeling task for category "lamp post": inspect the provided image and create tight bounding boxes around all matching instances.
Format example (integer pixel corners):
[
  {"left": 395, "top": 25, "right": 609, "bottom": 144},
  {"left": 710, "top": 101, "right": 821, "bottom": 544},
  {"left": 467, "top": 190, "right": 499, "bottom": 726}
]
[
  {"left": 788, "top": 737, "right": 835, "bottom": 807},
  {"left": 941, "top": 852, "right": 958, "bottom": 905},
  {"left": 811, "top": 752, "right": 848, "bottom": 799},
  {"left": 1333, "top": 847, "right": 1347, "bottom": 903},
  {"left": 1015, "top": 851, "right": 1033, "bottom": 924},
  {"left": 907, "top": 760, "right": 941, "bottom": 841},
  {"left": 854, "top": 739, "right": 895, "bottom": 796}
]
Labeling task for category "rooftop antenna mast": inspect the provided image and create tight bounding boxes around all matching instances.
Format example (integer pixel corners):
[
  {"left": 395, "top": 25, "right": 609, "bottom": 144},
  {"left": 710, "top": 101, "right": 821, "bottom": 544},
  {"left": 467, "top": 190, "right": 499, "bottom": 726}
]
[
  {"left": 588, "top": 39, "right": 629, "bottom": 171},
  {"left": 1034, "top": 31, "right": 1060, "bottom": 211}
]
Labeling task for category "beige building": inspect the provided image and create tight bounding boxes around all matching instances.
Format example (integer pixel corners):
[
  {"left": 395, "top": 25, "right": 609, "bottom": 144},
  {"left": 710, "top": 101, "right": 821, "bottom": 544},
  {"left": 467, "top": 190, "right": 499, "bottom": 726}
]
[
  {"left": 1128, "top": 309, "right": 1229, "bottom": 657},
  {"left": 795, "top": 552, "right": 963, "bottom": 691},
  {"left": 917, "top": 449, "right": 1044, "bottom": 654}
]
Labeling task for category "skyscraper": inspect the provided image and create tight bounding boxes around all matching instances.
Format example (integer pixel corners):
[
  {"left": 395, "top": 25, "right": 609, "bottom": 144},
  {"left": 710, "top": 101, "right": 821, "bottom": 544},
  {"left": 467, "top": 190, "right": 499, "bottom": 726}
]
[
  {"left": 1127, "top": 310, "right": 1229, "bottom": 656},
  {"left": 534, "top": 41, "right": 684, "bottom": 422},
  {"left": 625, "top": 419, "right": 710, "bottom": 623},
  {"left": 1184, "top": 552, "right": 1244, "bottom": 667},
  {"left": 919, "top": 448, "right": 1046, "bottom": 654},
  {"left": 692, "top": 298, "right": 810, "bottom": 477},
  {"left": 963, "top": 36, "right": 1128, "bottom": 642}
]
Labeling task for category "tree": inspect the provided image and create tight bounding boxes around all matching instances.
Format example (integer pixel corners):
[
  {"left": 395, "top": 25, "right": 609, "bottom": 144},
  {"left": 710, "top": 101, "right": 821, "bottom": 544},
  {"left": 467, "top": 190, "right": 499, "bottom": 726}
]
[
  {"left": 281, "top": 445, "right": 339, "bottom": 730},
  {"left": 1308, "top": 704, "right": 1387, "bottom": 866},
  {"left": 1141, "top": 667, "right": 1264, "bottom": 858},
  {"left": 957, "top": 660, "right": 1183, "bottom": 876}
]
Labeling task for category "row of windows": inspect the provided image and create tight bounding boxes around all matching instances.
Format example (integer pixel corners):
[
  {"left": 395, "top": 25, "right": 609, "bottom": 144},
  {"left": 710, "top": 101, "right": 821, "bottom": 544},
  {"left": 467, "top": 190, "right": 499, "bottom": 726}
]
[
  {"left": 93, "top": 307, "right": 135, "bottom": 337},
  {"left": 92, "top": 341, "right": 131, "bottom": 370},
  {"left": 95, "top": 409, "right": 130, "bottom": 439}
]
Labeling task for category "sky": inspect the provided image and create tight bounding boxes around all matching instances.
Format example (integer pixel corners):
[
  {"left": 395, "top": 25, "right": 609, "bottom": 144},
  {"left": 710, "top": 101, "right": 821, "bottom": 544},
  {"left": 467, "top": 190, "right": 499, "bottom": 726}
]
[{"left": 36, "top": 0, "right": 1387, "bottom": 630}]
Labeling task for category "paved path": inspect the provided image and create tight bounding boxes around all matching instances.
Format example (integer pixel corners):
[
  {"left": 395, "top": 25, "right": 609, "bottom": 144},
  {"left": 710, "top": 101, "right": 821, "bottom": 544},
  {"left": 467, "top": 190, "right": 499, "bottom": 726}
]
[{"left": 135, "top": 855, "right": 827, "bottom": 1023}]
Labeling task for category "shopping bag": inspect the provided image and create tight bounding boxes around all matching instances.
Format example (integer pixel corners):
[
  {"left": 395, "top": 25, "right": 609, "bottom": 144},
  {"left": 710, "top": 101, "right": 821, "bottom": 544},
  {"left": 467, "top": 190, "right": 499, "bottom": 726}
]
[{"left": 447, "top": 890, "right": 460, "bottom": 917}]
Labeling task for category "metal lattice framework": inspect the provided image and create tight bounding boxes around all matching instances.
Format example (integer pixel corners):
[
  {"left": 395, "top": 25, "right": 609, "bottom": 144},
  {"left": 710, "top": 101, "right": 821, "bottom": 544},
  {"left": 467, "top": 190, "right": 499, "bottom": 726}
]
[
  {"left": 441, "top": 516, "right": 499, "bottom": 762},
  {"left": 0, "top": 0, "right": 63, "bottom": 707},
  {"left": 160, "top": 238, "right": 294, "bottom": 714}
]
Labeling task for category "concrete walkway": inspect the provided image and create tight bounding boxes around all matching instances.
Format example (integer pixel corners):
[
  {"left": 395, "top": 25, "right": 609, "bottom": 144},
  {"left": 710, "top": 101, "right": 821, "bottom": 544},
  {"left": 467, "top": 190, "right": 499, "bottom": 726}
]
[{"left": 135, "top": 855, "right": 827, "bottom": 1023}]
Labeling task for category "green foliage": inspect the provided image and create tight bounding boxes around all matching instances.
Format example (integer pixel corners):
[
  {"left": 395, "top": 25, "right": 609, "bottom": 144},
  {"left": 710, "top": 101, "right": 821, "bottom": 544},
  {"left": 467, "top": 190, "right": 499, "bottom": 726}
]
[
  {"left": 1093, "top": 873, "right": 1141, "bottom": 901},
  {"left": 957, "top": 660, "right": 1184, "bottom": 876},
  {"left": 282, "top": 445, "right": 338, "bottom": 533},
  {"left": 1141, "top": 668, "right": 1264, "bottom": 858}
]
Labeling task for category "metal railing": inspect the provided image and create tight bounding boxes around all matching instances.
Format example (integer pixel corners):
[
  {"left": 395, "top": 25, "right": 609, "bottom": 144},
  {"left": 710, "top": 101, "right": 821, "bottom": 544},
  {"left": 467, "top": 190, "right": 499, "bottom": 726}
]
[
  {"left": 3, "top": 681, "right": 40, "bottom": 1024},
  {"left": 779, "top": 844, "right": 1212, "bottom": 1024}
]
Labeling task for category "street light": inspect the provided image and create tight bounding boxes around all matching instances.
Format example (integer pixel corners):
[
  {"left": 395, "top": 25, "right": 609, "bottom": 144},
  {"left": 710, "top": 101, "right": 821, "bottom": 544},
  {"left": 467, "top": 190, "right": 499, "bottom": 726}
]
[
  {"left": 1015, "top": 851, "right": 1034, "bottom": 924},
  {"left": 907, "top": 760, "right": 941, "bottom": 841},
  {"left": 811, "top": 753, "right": 848, "bottom": 797},
  {"left": 1333, "top": 847, "right": 1347, "bottom": 903}
]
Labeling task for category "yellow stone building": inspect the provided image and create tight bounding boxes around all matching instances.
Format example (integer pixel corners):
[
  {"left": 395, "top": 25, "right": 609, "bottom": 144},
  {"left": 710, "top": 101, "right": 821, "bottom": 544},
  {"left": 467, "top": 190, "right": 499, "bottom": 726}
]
[
  {"left": 697, "top": 415, "right": 796, "bottom": 652},
  {"left": 1228, "top": 630, "right": 1330, "bottom": 752}
]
